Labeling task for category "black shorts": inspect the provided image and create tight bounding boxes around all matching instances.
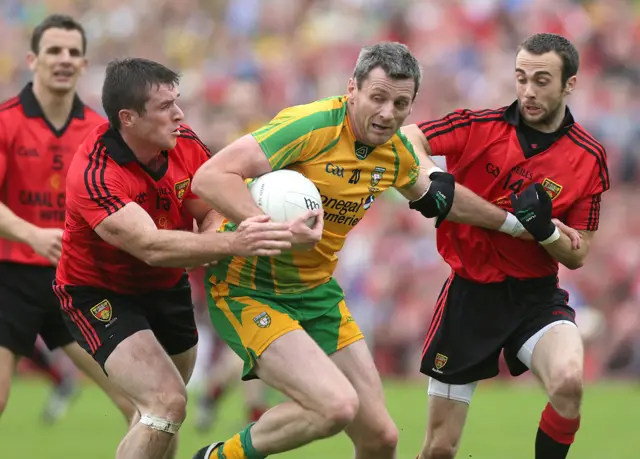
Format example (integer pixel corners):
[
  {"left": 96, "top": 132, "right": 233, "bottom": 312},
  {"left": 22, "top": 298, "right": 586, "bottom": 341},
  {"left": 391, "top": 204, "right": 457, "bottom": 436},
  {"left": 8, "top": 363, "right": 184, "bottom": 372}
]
[
  {"left": 54, "top": 274, "right": 198, "bottom": 370},
  {"left": 0, "top": 262, "right": 74, "bottom": 356},
  {"left": 420, "top": 273, "right": 575, "bottom": 385}
]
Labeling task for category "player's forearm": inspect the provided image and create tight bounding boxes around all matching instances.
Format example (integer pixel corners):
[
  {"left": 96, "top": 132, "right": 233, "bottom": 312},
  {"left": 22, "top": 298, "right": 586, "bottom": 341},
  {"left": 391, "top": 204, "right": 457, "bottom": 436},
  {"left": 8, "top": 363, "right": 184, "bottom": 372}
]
[
  {"left": 197, "top": 209, "right": 224, "bottom": 233},
  {"left": 192, "top": 171, "right": 262, "bottom": 224},
  {"left": 540, "top": 232, "right": 588, "bottom": 270},
  {"left": 142, "top": 230, "right": 236, "bottom": 267},
  {"left": 446, "top": 185, "right": 509, "bottom": 230},
  {"left": 0, "top": 201, "right": 38, "bottom": 244}
]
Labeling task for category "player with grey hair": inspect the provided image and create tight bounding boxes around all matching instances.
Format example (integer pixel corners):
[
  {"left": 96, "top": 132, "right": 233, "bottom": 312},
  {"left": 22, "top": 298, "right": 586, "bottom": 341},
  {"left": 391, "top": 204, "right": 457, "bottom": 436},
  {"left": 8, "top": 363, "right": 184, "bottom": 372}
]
[{"left": 191, "top": 41, "right": 540, "bottom": 459}]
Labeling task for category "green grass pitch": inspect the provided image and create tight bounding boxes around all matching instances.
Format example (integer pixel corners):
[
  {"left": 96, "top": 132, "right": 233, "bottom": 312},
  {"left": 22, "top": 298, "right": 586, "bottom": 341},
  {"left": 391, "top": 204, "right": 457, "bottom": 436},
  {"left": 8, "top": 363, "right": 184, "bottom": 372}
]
[{"left": 0, "top": 379, "right": 636, "bottom": 458}]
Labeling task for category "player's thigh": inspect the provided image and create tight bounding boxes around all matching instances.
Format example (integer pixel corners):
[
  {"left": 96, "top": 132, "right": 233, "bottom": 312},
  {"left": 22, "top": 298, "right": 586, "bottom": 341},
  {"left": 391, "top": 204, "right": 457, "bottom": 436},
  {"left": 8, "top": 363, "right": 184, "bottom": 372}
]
[
  {"left": 61, "top": 341, "right": 136, "bottom": 422},
  {"left": 422, "top": 378, "right": 475, "bottom": 455},
  {"left": 207, "top": 291, "right": 303, "bottom": 380},
  {"left": 105, "top": 330, "right": 187, "bottom": 412},
  {"left": 330, "top": 337, "right": 397, "bottom": 447},
  {"left": 148, "top": 276, "right": 199, "bottom": 377},
  {"left": 255, "top": 329, "right": 357, "bottom": 417}
]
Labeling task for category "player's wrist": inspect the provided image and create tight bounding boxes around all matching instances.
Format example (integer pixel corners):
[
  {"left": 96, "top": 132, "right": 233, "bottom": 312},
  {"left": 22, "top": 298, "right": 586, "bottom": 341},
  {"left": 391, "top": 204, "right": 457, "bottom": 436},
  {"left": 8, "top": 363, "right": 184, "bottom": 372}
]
[
  {"left": 499, "top": 212, "right": 525, "bottom": 237},
  {"left": 538, "top": 225, "right": 560, "bottom": 246}
]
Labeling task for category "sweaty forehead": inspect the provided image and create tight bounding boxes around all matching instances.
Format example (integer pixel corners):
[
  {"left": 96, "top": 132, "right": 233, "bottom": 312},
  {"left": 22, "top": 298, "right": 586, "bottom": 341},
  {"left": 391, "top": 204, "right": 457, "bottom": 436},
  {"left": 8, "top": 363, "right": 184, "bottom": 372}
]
[
  {"left": 363, "top": 67, "right": 415, "bottom": 98},
  {"left": 39, "top": 28, "right": 84, "bottom": 52},
  {"left": 515, "top": 50, "right": 563, "bottom": 76}
]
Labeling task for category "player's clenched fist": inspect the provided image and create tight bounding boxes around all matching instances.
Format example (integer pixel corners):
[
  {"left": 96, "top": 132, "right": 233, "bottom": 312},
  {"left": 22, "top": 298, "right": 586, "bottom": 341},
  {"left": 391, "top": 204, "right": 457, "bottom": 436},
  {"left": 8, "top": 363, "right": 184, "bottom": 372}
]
[
  {"left": 231, "top": 215, "right": 293, "bottom": 257},
  {"left": 288, "top": 209, "right": 324, "bottom": 249},
  {"left": 409, "top": 170, "right": 455, "bottom": 227},
  {"left": 510, "top": 183, "right": 557, "bottom": 244},
  {"left": 28, "top": 228, "right": 64, "bottom": 265}
]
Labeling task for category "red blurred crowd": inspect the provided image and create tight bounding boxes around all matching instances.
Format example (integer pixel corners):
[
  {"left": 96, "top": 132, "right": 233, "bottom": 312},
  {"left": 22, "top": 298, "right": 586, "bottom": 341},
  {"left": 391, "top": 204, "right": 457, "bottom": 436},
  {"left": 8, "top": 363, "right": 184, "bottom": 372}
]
[{"left": 2, "top": 0, "right": 639, "bottom": 379}]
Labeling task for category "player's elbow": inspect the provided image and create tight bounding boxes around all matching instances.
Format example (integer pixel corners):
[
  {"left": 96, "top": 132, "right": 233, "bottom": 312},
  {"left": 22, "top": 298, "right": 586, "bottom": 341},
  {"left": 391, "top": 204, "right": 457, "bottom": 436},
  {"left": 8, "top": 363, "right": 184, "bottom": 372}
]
[{"left": 563, "top": 257, "right": 585, "bottom": 270}]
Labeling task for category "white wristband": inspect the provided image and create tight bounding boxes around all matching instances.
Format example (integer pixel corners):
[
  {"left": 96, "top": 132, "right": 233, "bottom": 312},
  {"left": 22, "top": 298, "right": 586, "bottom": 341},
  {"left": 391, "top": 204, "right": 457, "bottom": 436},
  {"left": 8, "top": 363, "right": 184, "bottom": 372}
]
[
  {"left": 539, "top": 226, "right": 560, "bottom": 246},
  {"left": 499, "top": 212, "right": 525, "bottom": 237},
  {"left": 426, "top": 166, "right": 444, "bottom": 177}
]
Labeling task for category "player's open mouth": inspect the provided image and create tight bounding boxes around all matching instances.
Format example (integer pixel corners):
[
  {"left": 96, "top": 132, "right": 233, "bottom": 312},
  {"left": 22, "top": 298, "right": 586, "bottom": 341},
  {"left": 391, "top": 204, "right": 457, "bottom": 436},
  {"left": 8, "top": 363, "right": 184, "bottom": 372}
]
[
  {"left": 53, "top": 70, "right": 74, "bottom": 78},
  {"left": 524, "top": 105, "right": 543, "bottom": 115},
  {"left": 171, "top": 128, "right": 181, "bottom": 136},
  {"left": 371, "top": 123, "right": 390, "bottom": 133}
]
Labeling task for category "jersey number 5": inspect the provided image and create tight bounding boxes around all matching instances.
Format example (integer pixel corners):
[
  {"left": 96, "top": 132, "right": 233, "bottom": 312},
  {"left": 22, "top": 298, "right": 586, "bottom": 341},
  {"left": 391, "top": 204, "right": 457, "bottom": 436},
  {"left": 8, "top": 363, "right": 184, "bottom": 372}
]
[
  {"left": 52, "top": 154, "right": 64, "bottom": 171},
  {"left": 502, "top": 171, "right": 523, "bottom": 194}
]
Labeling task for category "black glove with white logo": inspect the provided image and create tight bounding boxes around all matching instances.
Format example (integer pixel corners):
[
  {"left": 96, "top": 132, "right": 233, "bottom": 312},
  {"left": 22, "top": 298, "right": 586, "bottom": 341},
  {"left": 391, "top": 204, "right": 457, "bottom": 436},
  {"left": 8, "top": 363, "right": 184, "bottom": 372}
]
[
  {"left": 510, "top": 183, "right": 556, "bottom": 242},
  {"left": 409, "top": 171, "right": 455, "bottom": 228}
]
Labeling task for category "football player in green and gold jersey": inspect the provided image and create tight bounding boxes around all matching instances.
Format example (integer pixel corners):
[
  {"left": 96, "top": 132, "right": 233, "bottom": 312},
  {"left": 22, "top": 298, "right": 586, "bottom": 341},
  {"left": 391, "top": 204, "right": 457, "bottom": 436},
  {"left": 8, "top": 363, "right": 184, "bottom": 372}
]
[{"left": 191, "top": 42, "right": 522, "bottom": 459}]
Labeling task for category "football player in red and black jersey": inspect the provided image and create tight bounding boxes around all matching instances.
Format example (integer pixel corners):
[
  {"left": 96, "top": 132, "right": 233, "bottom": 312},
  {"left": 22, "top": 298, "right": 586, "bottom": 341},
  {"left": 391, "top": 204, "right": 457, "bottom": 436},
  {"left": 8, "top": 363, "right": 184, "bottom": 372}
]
[
  {"left": 402, "top": 33, "right": 609, "bottom": 459},
  {"left": 0, "top": 14, "right": 134, "bottom": 424},
  {"left": 55, "top": 57, "right": 298, "bottom": 459}
]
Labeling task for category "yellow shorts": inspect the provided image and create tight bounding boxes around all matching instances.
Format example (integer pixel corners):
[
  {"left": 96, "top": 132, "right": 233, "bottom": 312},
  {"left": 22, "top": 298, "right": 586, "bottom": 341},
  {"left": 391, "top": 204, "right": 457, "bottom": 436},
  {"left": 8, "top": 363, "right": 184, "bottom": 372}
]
[{"left": 206, "top": 278, "right": 363, "bottom": 379}]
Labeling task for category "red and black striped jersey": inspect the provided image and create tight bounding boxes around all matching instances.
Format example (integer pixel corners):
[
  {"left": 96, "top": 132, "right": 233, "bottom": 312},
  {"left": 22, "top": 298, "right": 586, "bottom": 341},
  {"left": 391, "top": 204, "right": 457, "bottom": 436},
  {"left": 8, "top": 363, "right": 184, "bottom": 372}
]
[
  {"left": 56, "top": 122, "right": 211, "bottom": 293},
  {"left": 418, "top": 101, "right": 609, "bottom": 283},
  {"left": 0, "top": 83, "right": 105, "bottom": 266}
]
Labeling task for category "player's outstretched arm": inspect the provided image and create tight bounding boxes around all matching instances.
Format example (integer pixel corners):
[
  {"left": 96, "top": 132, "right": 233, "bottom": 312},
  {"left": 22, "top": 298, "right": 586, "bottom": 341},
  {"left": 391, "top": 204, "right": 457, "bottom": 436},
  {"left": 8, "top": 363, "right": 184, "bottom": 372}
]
[
  {"left": 93, "top": 202, "right": 292, "bottom": 267},
  {"left": 399, "top": 125, "right": 524, "bottom": 236},
  {"left": 192, "top": 135, "right": 270, "bottom": 224}
]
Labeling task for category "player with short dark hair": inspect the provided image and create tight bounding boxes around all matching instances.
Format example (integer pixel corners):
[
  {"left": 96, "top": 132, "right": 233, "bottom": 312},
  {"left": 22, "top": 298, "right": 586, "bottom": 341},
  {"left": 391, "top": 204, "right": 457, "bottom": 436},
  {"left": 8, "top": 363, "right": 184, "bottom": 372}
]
[
  {"left": 0, "top": 13, "right": 135, "bottom": 423},
  {"left": 55, "top": 57, "right": 298, "bottom": 459},
  {"left": 402, "top": 32, "right": 609, "bottom": 459}
]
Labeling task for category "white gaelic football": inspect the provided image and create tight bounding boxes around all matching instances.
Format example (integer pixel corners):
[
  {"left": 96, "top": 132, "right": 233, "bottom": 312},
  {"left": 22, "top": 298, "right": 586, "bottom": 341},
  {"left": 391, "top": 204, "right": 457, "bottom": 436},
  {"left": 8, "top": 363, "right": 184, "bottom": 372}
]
[{"left": 249, "top": 169, "right": 322, "bottom": 227}]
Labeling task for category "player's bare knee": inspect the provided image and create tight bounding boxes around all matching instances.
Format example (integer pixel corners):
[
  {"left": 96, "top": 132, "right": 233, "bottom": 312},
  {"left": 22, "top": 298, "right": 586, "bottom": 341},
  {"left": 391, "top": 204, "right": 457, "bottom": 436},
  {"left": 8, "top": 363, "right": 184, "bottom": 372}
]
[
  {"left": 147, "top": 388, "right": 188, "bottom": 424},
  {"left": 359, "top": 419, "right": 399, "bottom": 453},
  {"left": 546, "top": 363, "right": 583, "bottom": 415},
  {"left": 316, "top": 387, "right": 359, "bottom": 437}
]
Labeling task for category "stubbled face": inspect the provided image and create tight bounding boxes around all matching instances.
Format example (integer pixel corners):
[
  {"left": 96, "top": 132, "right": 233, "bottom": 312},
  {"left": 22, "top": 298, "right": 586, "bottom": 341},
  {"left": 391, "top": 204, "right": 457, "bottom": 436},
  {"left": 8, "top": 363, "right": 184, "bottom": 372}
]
[
  {"left": 124, "top": 84, "right": 185, "bottom": 150},
  {"left": 28, "top": 28, "right": 87, "bottom": 95},
  {"left": 347, "top": 67, "right": 415, "bottom": 145},
  {"left": 515, "top": 49, "right": 575, "bottom": 132}
]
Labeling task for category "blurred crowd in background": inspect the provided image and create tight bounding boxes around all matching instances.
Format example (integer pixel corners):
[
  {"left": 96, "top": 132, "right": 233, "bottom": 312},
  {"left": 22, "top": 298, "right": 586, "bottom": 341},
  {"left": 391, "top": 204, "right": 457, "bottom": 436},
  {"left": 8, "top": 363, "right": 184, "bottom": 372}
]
[{"left": 1, "top": 0, "right": 639, "bottom": 382}]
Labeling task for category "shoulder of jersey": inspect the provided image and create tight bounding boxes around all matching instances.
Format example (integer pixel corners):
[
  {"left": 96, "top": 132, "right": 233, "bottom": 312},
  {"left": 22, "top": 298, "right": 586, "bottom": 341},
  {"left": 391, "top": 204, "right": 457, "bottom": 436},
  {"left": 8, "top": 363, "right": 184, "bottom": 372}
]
[
  {"left": 176, "top": 124, "right": 212, "bottom": 156},
  {"left": 0, "top": 95, "right": 23, "bottom": 120},
  {"left": 279, "top": 95, "right": 347, "bottom": 121},
  {"left": 83, "top": 105, "right": 107, "bottom": 123},
  {"left": 566, "top": 121, "right": 607, "bottom": 158}
]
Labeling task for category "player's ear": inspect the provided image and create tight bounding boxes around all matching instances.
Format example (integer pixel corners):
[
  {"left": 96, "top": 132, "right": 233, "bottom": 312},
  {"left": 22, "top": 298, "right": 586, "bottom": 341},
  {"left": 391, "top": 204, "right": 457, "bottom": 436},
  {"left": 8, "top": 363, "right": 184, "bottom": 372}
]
[
  {"left": 118, "top": 109, "right": 135, "bottom": 128},
  {"left": 78, "top": 57, "right": 88, "bottom": 76},
  {"left": 26, "top": 51, "right": 37, "bottom": 72},
  {"left": 347, "top": 78, "right": 357, "bottom": 100},
  {"left": 564, "top": 76, "right": 576, "bottom": 96}
]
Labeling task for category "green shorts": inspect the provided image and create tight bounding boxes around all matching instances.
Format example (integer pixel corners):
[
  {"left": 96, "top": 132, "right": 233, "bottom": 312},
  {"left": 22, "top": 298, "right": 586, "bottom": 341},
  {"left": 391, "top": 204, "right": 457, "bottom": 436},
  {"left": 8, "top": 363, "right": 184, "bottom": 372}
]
[{"left": 205, "top": 276, "right": 364, "bottom": 380}]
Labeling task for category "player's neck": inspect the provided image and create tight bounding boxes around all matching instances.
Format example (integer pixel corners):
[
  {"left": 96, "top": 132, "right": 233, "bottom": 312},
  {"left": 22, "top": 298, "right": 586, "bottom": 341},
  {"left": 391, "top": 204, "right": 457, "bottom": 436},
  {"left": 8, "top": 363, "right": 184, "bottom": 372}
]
[
  {"left": 119, "top": 130, "right": 163, "bottom": 166},
  {"left": 31, "top": 81, "right": 75, "bottom": 130}
]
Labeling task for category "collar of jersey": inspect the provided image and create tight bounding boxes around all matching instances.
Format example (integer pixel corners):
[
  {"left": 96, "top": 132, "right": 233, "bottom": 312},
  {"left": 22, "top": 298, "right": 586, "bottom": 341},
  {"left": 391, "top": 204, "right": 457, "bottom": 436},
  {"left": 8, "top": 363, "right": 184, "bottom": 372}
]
[
  {"left": 19, "top": 82, "right": 85, "bottom": 120},
  {"left": 101, "top": 127, "right": 141, "bottom": 165}
]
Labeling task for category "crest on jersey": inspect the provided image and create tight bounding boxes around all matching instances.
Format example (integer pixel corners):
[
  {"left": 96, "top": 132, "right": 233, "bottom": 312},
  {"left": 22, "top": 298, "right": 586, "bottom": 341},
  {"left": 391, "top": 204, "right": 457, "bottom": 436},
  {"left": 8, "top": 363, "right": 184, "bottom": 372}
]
[
  {"left": 174, "top": 178, "right": 191, "bottom": 201},
  {"left": 90, "top": 300, "right": 112, "bottom": 323},
  {"left": 370, "top": 166, "right": 386, "bottom": 188},
  {"left": 541, "top": 178, "right": 563, "bottom": 200},
  {"left": 435, "top": 353, "right": 448, "bottom": 370},
  {"left": 253, "top": 312, "right": 271, "bottom": 328}
]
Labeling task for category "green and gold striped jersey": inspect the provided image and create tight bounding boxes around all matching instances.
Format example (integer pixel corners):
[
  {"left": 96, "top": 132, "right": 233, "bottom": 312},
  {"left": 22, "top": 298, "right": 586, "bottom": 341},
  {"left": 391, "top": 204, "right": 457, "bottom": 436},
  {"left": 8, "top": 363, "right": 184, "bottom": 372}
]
[{"left": 209, "top": 95, "right": 420, "bottom": 295}]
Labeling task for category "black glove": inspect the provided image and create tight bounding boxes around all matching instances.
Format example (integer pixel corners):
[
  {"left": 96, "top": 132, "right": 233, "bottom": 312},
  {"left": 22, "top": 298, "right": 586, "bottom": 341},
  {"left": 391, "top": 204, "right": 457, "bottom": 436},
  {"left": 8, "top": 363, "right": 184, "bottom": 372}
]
[
  {"left": 510, "top": 183, "right": 555, "bottom": 241},
  {"left": 409, "top": 171, "right": 455, "bottom": 228}
]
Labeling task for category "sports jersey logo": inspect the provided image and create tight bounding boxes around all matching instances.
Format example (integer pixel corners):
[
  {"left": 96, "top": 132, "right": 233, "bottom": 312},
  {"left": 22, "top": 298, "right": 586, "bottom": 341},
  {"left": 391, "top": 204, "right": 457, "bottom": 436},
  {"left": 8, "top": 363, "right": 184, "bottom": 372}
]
[
  {"left": 253, "top": 312, "right": 271, "bottom": 328},
  {"left": 174, "top": 178, "right": 191, "bottom": 201},
  {"left": 435, "top": 353, "right": 448, "bottom": 370},
  {"left": 541, "top": 178, "right": 562, "bottom": 200},
  {"left": 325, "top": 163, "right": 344, "bottom": 178},
  {"left": 370, "top": 166, "right": 386, "bottom": 192},
  {"left": 355, "top": 142, "right": 374, "bottom": 160},
  {"left": 90, "top": 300, "right": 113, "bottom": 323}
]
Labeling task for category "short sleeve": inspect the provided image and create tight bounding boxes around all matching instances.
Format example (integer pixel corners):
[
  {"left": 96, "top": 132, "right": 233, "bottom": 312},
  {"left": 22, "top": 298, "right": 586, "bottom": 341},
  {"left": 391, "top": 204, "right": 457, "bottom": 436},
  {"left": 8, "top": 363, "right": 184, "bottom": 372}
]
[
  {"left": 393, "top": 131, "right": 420, "bottom": 189},
  {"left": 0, "top": 117, "right": 7, "bottom": 187},
  {"left": 68, "top": 154, "right": 133, "bottom": 229},
  {"left": 565, "top": 130, "right": 610, "bottom": 232},
  {"left": 251, "top": 102, "right": 344, "bottom": 170},
  {"left": 178, "top": 124, "right": 212, "bottom": 201}
]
